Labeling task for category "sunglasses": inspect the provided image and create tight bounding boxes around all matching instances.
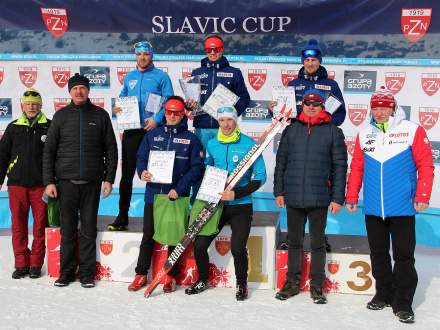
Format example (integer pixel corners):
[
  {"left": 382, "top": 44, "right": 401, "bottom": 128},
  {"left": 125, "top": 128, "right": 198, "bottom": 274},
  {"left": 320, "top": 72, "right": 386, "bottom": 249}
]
[
  {"left": 217, "top": 107, "right": 235, "bottom": 114},
  {"left": 205, "top": 47, "right": 223, "bottom": 54},
  {"left": 165, "top": 110, "right": 184, "bottom": 116},
  {"left": 23, "top": 91, "right": 40, "bottom": 97},
  {"left": 304, "top": 100, "right": 323, "bottom": 107}
]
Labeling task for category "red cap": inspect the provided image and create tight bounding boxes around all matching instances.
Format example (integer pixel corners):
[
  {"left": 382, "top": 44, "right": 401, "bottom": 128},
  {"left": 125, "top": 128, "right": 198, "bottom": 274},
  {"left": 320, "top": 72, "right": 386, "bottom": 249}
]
[
  {"left": 204, "top": 36, "right": 224, "bottom": 50},
  {"left": 165, "top": 99, "right": 185, "bottom": 113},
  {"left": 370, "top": 86, "right": 396, "bottom": 109},
  {"left": 303, "top": 90, "right": 324, "bottom": 104}
]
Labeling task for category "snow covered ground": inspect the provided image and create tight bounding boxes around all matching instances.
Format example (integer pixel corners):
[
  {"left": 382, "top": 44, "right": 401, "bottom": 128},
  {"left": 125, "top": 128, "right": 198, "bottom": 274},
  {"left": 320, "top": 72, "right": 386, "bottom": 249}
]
[{"left": 0, "top": 234, "right": 439, "bottom": 330}]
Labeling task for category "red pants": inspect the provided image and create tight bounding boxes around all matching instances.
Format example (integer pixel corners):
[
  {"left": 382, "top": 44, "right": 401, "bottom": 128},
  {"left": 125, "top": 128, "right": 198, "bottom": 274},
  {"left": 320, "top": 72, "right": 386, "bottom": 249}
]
[{"left": 8, "top": 185, "right": 48, "bottom": 268}]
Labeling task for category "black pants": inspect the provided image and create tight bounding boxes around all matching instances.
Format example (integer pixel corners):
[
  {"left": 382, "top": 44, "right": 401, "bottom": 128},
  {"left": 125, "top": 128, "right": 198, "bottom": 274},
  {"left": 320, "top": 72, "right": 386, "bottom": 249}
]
[
  {"left": 365, "top": 215, "right": 417, "bottom": 313},
  {"left": 118, "top": 129, "right": 145, "bottom": 217},
  {"left": 286, "top": 207, "right": 327, "bottom": 288},
  {"left": 135, "top": 203, "right": 180, "bottom": 277},
  {"left": 193, "top": 204, "right": 253, "bottom": 285},
  {"left": 58, "top": 180, "right": 101, "bottom": 278}
]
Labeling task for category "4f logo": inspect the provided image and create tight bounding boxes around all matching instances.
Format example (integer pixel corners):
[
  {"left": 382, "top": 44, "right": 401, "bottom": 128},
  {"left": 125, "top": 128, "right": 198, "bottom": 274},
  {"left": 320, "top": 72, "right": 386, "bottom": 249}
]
[
  {"left": 41, "top": 8, "right": 68, "bottom": 38},
  {"left": 52, "top": 67, "right": 70, "bottom": 88},
  {"left": 18, "top": 67, "right": 37, "bottom": 87},
  {"left": 385, "top": 72, "right": 405, "bottom": 94},
  {"left": 421, "top": 73, "right": 440, "bottom": 96},
  {"left": 280, "top": 69, "right": 298, "bottom": 87},
  {"left": 248, "top": 69, "right": 267, "bottom": 91},
  {"left": 401, "top": 8, "right": 432, "bottom": 43},
  {"left": 348, "top": 104, "right": 368, "bottom": 127},
  {"left": 419, "top": 107, "right": 439, "bottom": 130}
]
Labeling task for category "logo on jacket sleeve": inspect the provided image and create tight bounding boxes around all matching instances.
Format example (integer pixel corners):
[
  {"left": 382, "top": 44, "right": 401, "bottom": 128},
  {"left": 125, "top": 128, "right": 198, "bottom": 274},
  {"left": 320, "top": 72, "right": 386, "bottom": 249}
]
[
  {"left": 18, "top": 67, "right": 38, "bottom": 88},
  {"left": 401, "top": 8, "right": 432, "bottom": 43},
  {"left": 52, "top": 67, "right": 70, "bottom": 88},
  {"left": 248, "top": 69, "right": 267, "bottom": 91},
  {"left": 41, "top": 8, "right": 68, "bottom": 38},
  {"left": 116, "top": 67, "right": 134, "bottom": 85},
  {"left": 421, "top": 73, "right": 440, "bottom": 96},
  {"left": 348, "top": 104, "right": 368, "bottom": 126},
  {"left": 418, "top": 107, "right": 439, "bottom": 130},
  {"left": 385, "top": 72, "right": 405, "bottom": 94}
]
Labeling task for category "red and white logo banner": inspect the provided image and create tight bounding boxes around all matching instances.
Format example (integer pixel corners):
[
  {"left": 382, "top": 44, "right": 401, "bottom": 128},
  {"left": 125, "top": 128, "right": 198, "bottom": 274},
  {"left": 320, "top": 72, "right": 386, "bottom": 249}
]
[
  {"left": 419, "top": 107, "right": 439, "bottom": 130},
  {"left": 52, "top": 67, "right": 70, "bottom": 88},
  {"left": 345, "top": 136, "right": 356, "bottom": 156},
  {"left": 215, "top": 236, "right": 231, "bottom": 256},
  {"left": 41, "top": 8, "right": 68, "bottom": 38},
  {"left": 53, "top": 98, "right": 71, "bottom": 111},
  {"left": 18, "top": 67, "right": 38, "bottom": 88},
  {"left": 116, "top": 67, "right": 134, "bottom": 85},
  {"left": 348, "top": 104, "right": 368, "bottom": 127},
  {"left": 385, "top": 72, "right": 405, "bottom": 94},
  {"left": 182, "top": 67, "right": 193, "bottom": 79},
  {"left": 401, "top": 8, "right": 432, "bottom": 43},
  {"left": 421, "top": 73, "right": 440, "bottom": 96},
  {"left": 91, "top": 98, "right": 105, "bottom": 109},
  {"left": 280, "top": 69, "right": 298, "bottom": 87},
  {"left": 248, "top": 69, "right": 267, "bottom": 91}
]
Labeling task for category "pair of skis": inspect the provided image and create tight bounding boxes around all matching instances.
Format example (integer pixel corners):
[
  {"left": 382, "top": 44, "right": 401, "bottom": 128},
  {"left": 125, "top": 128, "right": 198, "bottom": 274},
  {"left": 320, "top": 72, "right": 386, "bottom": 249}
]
[{"left": 144, "top": 105, "right": 292, "bottom": 298}]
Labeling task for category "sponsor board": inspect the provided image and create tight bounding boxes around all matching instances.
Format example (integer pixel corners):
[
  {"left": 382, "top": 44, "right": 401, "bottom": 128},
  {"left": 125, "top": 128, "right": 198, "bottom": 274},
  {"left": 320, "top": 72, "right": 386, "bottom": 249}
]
[
  {"left": 344, "top": 71, "right": 377, "bottom": 93},
  {"left": 242, "top": 100, "right": 271, "bottom": 121},
  {"left": 80, "top": 66, "right": 110, "bottom": 88},
  {"left": 0, "top": 99, "right": 12, "bottom": 120}
]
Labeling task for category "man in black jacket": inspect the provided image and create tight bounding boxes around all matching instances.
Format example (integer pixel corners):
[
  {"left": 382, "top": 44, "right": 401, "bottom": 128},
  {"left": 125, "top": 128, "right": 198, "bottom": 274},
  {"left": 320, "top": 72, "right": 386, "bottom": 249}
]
[
  {"left": 0, "top": 88, "right": 50, "bottom": 279},
  {"left": 43, "top": 74, "right": 118, "bottom": 288},
  {"left": 274, "top": 89, "right": 347, "bottom": 304}
]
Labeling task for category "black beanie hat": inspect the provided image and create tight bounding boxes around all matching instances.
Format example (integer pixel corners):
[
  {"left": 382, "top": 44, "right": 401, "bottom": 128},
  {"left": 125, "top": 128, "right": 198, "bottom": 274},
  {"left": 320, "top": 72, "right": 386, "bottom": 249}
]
[{"left": 68, "top": 73, "right": 90, "bottom": 92}]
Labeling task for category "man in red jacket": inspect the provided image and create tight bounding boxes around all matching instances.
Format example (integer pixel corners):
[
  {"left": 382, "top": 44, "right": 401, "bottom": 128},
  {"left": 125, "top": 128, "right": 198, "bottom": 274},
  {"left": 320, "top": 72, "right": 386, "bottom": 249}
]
[{"left": 346, "top": 87, "right": 434, "bottom": 324}]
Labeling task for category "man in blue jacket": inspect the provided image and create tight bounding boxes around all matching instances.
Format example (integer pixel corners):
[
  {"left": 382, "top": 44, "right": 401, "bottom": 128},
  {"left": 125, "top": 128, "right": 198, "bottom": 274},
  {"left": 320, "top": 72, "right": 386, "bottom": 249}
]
[
  {"left": 108, "top": 41, "right": 174, "bottom": 231},
  {"left": 186, "top": 35, "right": 250, "bottom": 149},
  {"left": 288, "top": 38, "right": 346, "bottom": 126},
  {"left": 127, "top": 96, "right": 204, "bottom": 292}
]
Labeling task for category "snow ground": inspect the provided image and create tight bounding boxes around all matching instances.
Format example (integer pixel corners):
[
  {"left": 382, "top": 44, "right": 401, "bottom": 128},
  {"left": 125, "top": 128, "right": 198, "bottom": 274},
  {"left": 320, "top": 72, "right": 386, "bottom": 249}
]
[{"left": 0, "top": 235, "right": 439, "bottom": 330}]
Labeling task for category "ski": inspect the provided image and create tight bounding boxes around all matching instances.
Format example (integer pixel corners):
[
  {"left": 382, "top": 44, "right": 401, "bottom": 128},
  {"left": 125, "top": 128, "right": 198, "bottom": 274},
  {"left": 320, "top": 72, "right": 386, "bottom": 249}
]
[{"left": 144, "top": 105, "right": 293, "bottom": 298}]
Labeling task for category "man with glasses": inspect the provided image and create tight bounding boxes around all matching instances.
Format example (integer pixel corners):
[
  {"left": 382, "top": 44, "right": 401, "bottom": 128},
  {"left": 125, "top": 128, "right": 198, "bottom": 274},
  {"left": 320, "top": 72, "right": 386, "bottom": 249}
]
[
  {"left": 43, "top": 74, "right": 118, "bottom": 288},
  {"left": 128, "top": 96, "right": 204, "bottom": 292},
  {"left": 186, "top": 35, "right": 250, "bottom": 149},
  {"left": 108, "top": 41, "right": 174, "bottom": 231},
  {"left": 0, "top": 88, "right": 50, "bottom": 279},
  {"left": 274, "top": 89, "right": 347, "bottom": 304}
]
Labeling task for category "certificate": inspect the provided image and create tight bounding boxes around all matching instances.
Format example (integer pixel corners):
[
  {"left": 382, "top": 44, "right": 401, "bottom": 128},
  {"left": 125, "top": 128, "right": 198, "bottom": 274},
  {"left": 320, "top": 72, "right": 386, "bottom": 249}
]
[
  {"left": 179, "top": 76, "right": 202, "bottom": 103},
  {"left": 115, "top": 96, "right": 141, "bottom": 131},
  {"left": 272, "top": 86, "right": 296, "bottom": 118},
  {"left": 145, "top": 93, "right": 162, "bottom": 115},
  {"left": 202, "top": 83, "right": 239, "bottom": 120},
  {"left": 147, "top": 151, "right": 175, "bottom": 184},
  {"left": 196, "top": 165, "right": 229, "bottom": 203},
  {"left": 325, "top": 94, "right": 342, "bottom": 114}
]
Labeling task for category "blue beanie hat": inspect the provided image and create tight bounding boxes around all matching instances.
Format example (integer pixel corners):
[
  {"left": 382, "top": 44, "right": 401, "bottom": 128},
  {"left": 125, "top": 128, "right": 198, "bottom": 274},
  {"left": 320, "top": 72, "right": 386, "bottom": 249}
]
[{"left": 301, "top": 38, "right": 322, "bottom": 63}]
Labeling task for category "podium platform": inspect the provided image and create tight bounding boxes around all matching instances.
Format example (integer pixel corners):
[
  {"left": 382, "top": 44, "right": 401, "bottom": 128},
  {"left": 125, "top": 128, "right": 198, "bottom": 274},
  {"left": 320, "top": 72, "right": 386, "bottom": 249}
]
[{"left": 46, "top": 211, "right": 280, "bottom": 289}]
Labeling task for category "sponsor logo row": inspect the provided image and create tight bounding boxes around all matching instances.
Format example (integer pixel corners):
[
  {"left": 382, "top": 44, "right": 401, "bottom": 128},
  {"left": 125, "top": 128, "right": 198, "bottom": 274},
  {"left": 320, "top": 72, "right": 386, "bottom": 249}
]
[{"left": 1, "top": 67, "right": 439, "bottom": 96}]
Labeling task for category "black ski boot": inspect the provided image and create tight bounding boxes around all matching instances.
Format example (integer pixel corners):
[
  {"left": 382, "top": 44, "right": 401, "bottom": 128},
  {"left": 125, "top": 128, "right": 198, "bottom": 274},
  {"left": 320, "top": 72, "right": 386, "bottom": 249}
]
[
  {"left": 12, "top": 267, "right": 29, "bottom": 279},
  {"left": 107, "top": 215, "right": 129, "bottom": 231},
  {"left": 275, "top": 280, "right": 300, "bottom": 300},
  {"left": 236, "top": 283, "right": 248, "bottom": 301},
  {"left": 310, "top": 287, "right": 327, "bottom": 304},
  {"left": 185, "top": 280, "right": 208, "bottom": 295},
  {"left": 29, "top": 267, "right": 42, "bottom": 279},
  {"left": 395, "top": 311, "right": 415, "bottom": 324}
]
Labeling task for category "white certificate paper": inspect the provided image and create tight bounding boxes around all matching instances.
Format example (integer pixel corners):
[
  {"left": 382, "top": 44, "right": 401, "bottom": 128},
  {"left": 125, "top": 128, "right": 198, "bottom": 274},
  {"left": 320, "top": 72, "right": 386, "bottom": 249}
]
[
  {"left": 325, "top": 94, "right": 342, "bottom": 114},
  {"left": 202, "top": 83, "right": 239, "bottom": 120},
  {"left": 179, "top": 76, "right": 202, "bottom": 103},
  {"left": 145, "top": 93, "right": 162, "bottom": 114},
  {"left": 196, "top": 165, "right": 229, "bottom": 203},
  {"left": 147, "top": 151, "right": 175, "bottom": 184},
  {"left": 115, "top": 96, "right": 141, "bottom": 131},
  {"left": 272, "top": 86, "right": 296, "bottom": 118}
]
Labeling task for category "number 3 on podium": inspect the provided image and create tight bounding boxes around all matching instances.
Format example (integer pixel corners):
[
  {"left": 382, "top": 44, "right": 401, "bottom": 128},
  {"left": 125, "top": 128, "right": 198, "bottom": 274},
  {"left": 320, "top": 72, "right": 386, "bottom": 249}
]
[{"left": 347, "top": 260, "right": 373, "bottom": 291}]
